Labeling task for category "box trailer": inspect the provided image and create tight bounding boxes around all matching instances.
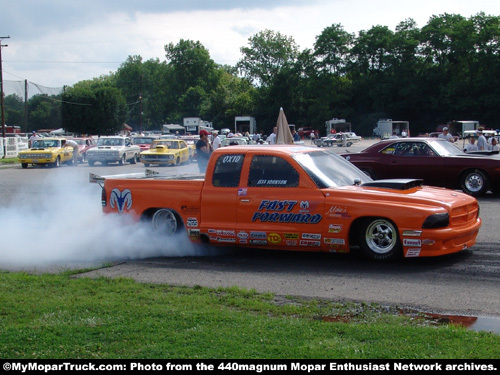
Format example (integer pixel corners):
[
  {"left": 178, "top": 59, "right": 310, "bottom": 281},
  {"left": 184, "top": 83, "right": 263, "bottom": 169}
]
[
  {"left": 374, "top": 119, "right": 410, "bottom": 139},
  {"left": 234, "top": 116, "right": 256, "bottom": 135}
]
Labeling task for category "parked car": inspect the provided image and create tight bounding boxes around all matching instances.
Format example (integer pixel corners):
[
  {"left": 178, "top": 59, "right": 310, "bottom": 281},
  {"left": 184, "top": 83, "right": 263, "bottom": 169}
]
[
  {"left": 314, "top": 132, "right": 361, "bottom": 147},
  {"left": 139, "top": 139, "right": 193, "bottom": 166},
  {"left": 341, "top": 137, "right": 500, "bottom": 196},
  {"left": 131, "top": 135, "right": 159, "bottom": 152},
  {"left": 86, "top": 136, "right": 140, "bottom": 166},
  {"left": 68, "top": 137, "right": 96, "bottom": 163},
  {"left": 18, "top": 137, "right": 75, "bottom": 168},
  {"left": 221, "top": 137, "right": 249, "bottom": 147}
]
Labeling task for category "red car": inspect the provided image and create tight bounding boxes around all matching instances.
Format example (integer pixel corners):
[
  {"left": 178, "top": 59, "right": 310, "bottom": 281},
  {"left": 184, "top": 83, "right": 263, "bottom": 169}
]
[
  {"left": 68, "top": 137, "right": 96, "bottom": 163},
  {"left": 341, "top": 137, "right": 500, "bottom": 196},
  {"left": 297, "top": 127, "right": 319, "bottom": 139},
  {"left": 131, "top": 135, "right": 158, "bottom": 152}
]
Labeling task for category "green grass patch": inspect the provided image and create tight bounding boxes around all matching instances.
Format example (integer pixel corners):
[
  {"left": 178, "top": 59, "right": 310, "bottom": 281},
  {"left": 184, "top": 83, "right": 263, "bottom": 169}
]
[
  {"left": 1, "top": 271, "right": 498, "bottom": 359},
  {"left": 0, "top": 157, "right": 17, "bottom": 164}
]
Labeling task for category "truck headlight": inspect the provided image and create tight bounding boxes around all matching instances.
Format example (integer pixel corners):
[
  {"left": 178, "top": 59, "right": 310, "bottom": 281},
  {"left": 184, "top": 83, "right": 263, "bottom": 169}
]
[{"left": 422, "top": 213, "right": 449, "bottom": 229}]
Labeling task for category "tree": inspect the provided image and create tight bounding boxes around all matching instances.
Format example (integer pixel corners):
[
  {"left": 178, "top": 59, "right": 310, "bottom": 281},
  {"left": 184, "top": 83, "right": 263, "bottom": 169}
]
[
  {"left": 61, "top": 82, "right": 127, "bottom": 135},
  {"left": 237, "top": 29, "right": 299, "bottom": 87}
]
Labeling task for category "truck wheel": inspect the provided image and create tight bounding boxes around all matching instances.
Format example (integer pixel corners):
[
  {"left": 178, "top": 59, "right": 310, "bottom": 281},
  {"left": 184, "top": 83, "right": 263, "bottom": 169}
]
[
  {"left": 21, "top": 163, "right": 28, "bottom": 169},
  {"left": 359, "top": 218, "right": 401, "bottom": 261},
  {"left": 152, "top": 208, "right": 179, "bottom": 236},
  {"left": 460, "top": 169, "right": 489, "bottom": 196},
  {"left": 119, "top": 154, "right": 126, "bottom": 165},
  {"left": 131, "top": 154, "right": 137, "bottom": 164}
]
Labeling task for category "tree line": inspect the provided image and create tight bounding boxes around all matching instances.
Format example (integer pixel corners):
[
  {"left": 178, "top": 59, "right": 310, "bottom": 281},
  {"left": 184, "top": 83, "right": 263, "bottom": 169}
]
[{"left": 4, "top": 12, "right": 500, "bottom": 137}]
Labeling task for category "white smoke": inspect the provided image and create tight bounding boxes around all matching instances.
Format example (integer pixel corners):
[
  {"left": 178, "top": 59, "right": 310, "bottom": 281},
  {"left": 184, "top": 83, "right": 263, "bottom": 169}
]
[{"left": 0, "top": 168, "right": 217, "bottom": 270}]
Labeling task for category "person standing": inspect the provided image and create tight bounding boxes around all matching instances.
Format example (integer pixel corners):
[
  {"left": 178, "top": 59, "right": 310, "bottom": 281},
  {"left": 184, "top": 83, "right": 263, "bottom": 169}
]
[
  {"left": 29, "top": 131, "right": 39, "bottom": 147},
  {"left": 476, "top": 128, "right": 487, "bottom": 151},
  {"left": 464, "top": 137, "right": 478, "bottom": 153},
  {"left": 211, "top": 130, "right": 221, "bottom": 151},
  {"left": 196, "top": 130, "right": 212, "bottom": 173},
  {"left": 438, "top": 127, "right": 454, "bottom": 142},
  {"left": 267, "top": 127, "right": 277, "bottom": 145}
]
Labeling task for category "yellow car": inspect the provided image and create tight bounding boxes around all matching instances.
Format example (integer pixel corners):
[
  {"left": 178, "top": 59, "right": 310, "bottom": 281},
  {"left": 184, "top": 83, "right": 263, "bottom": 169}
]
[
  {"left": 140, "top": 139, "right": 193, "bottom": 166},
  {"left": 18, "top": 138, "right": 75, "bottom": 168}
]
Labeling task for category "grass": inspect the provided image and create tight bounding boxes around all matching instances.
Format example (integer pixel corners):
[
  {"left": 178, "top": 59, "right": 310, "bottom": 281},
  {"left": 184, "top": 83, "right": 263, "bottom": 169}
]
[
  {"left": 0, "top": 157, "right": 17, "bottom": 164},
  {"left": 1, "top": 271, "right": 499, "bottom": 359}
]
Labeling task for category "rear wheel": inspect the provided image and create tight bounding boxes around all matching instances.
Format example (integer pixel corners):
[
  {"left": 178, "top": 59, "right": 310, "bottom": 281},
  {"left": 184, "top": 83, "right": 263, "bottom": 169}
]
[
  {"left": 151, "top": 208, "right": 179, "bottom": 236},
  {"left": 52, "top": 156, "right": 60, "bottom": 168},
  {"left": 119, "top": 154, "right": 126, "bottom": 165},
  {"left": 460, "top": 169, "right": 489, "bottom": 196},
  {"left": 359, "top": 218, "right": 401, "bottom": 260},
  {"left": 21, "top": 163, "right": 28, "bottom": 169}
]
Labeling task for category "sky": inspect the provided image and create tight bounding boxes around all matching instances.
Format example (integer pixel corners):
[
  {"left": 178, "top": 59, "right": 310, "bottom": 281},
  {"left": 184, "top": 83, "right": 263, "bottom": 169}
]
[{"left": 2, "top": 0, "right": 500, "bottom": 95}]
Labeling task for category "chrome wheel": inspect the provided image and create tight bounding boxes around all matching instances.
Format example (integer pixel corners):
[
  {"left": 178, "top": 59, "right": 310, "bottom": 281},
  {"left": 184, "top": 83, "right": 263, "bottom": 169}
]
[
  {"left": 151, "top": 209, "right": 178, "bottom": 236},
  {"left": 360, "top": 218, "right": 401, "bottom": 260}
]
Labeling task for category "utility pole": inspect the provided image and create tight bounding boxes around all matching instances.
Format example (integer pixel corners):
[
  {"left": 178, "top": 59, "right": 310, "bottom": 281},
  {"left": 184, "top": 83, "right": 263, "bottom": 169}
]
[{"left": 1, "top": 36, "right": 10, "bottom": 158}]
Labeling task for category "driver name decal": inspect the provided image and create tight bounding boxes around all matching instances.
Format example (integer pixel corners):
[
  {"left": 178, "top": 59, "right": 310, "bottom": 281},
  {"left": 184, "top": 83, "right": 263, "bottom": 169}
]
[{"left": 252, "top": 200, "right": 322, "bottom": 224}]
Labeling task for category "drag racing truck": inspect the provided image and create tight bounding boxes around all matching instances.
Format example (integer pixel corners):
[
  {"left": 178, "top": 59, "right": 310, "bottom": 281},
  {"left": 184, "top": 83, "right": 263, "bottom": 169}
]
[{"left": 90, "top": 145, "right": 481, "bottom": 261}]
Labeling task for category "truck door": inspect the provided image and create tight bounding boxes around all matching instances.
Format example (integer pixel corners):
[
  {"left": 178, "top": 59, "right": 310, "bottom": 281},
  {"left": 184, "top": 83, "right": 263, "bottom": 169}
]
[
  {"left": 200, "top": 153, "right": 245, "bottom": 244},
  {"left": 236, "top": 154, "right": 325, "bottom": 250}
]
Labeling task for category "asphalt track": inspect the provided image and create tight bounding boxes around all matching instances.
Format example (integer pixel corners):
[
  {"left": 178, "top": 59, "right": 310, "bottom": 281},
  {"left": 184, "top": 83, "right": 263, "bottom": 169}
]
[{"left": 1, "top": 139, "right": 499, "bottom": 322}]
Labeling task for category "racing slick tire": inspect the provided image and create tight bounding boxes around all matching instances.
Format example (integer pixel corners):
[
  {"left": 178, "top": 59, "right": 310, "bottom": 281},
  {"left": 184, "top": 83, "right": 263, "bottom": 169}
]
[
  {"left": 21, "top": 163, "right": 28, "bottom": 169},
  {"left": 119, "top": 154, "right": 126, "bottom": 166},
  {"left": 460, "top": 169, "right": 489, "bottom": 197},
  {"left": 359, "top": 218, "right": 402, "bottom": 261},
  {"left": 151, "top": 208, "right": 180, "bottom": 236}
]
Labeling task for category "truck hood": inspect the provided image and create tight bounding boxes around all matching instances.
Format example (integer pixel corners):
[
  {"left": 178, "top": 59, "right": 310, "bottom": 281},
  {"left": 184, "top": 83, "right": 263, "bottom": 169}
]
[{"left": 326, "top": 179, "right": 476, "bottom": 208}]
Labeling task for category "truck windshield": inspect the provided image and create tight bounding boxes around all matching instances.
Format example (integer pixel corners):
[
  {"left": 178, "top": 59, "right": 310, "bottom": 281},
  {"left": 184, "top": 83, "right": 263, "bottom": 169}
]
[{"left": 292, "top": 149, "right": 372, "bottom": 188}]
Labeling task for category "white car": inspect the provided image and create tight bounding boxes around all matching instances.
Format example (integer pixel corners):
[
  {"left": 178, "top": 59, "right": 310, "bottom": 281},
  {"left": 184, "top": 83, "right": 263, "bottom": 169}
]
[
  {"left": 86, "top": 136, "right": 141, "bottom": 166},
  {"left": 314, "top": 132, "right": 361, "bottom": 147}
]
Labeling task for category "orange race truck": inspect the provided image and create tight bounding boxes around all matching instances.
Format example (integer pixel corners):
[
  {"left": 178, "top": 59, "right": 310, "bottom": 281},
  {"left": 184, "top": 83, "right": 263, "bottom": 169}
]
[{"left": 90, "top": 145, "right": 481, "bottom": 261}]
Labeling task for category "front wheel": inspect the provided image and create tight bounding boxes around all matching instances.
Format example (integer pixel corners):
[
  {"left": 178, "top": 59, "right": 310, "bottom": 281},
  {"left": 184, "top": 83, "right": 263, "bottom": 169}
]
[
  {"left": 460, "top": 169, "right": 489, "bottom": 196},
  {"left": 119, "top": 154, "right": 126, "bottom": 165},
  {"left": 151, "top": 208, "right": 179, "bottom": 236},
  {"left": 359, "top": 218, "right": 401, "bottom": 261},
  {"left": 52, "top": 156, "right": 60, "bottom": 168}
]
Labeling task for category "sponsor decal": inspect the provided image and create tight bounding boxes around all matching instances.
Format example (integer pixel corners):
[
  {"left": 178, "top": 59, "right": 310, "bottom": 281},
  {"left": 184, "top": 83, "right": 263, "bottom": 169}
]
[
  {"left": 181, "top": 205, "right": 200, "bottom": 214},
  {"left": 299, "top": 240, "right": 321, "bottom": 247},
  {"left": 250, "top": 231, "right": 267, "bottom": 239},
  {"left": 324, "top": 238, "right": 346, "bottom": 245},
  {"left": 328, "top": 224, "right": 342, "bottom": 233},
  {"left": 217, "top": 237, "right": 236, "bottom": 243},
  {"left": 403, "top": 239, "right": 422, "bottom": 247},
  {"left": 258, "top": 200, "right": 298, "bottom": 211},
  {"left": 109, "top": 188, "right": 132, "bottom": 213},
  {"left": 208, "top": 229, "right": 216, "bottom": 233},
  {"left": 328, "top": 247, "right": 349, "bottom": 253},
  {"left": 405, "top": 248, "right": 421, "bottom": 257},
  {"left": 267, "top": 233, "right": 282, "bottom": 244},
  {"left": 186, "top": 217, "right": 198, "bottom": 227},
  {"left": 238, "top": 188, "right": 247, "bottom": 196},
  {"left": 188, "top": 229, "right": 200, "bottom": 236},
  {"left": 300, "top": 201, "right": 310, "bottom": 210},
  {"left": 302, "top": 233, "right": 321, "bottom": 240},
  {"left": 237, "top": 232, "right": 249, "bottom": 240},
  {"left": 422, "top": 239, "right": 436, "bottom": 245},
  {"left": 326, "top": 205, "right": 350, "bottom": 218},
  {"left": 285, "top": 240, "right": 297, "bottom": 246},
  {"left": 216, "top": 230, "right": 235, "bottom": 236},
  {"left": 283, "top": 233, "right": 299, "bottom": 239},
  {"left": 256, "top": 179, "right": 288, "bottom": 186},
  {"left": 250, "top": 239, "right": 267, "bottom": 245}
]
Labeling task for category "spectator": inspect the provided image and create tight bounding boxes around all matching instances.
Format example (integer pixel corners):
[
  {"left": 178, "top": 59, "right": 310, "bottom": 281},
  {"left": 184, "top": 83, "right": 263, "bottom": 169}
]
[
  {"left": 476, "top": 128, "right": 487, "bottom": 150},
  {"left": 438, "top": 127, "right": 454, "bottom": 142},
  {"left": 267, "top": 127, "right": 277, "bottom": 145},
  {"left": 464, "top": 137, "right": 478, "bottom": 153},
  {"left": 489, "top": 137, "right": 498, "bottom": 151},
  {"left": 196, "top": 130, "right": 212, "bottom": 173},
  {"left": 29, "top": 131, "right": 39, "bottom": 147},
  {"left": 211, "top": 131, "right": 221, "bottom": 151},
  {"left": 292, "top": 129, "right": 300, "bottom": 142}
]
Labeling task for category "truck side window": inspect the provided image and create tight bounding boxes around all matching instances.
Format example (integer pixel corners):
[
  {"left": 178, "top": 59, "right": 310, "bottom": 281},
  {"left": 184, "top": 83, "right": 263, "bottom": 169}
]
[
  {"left": 248, "top": 155, "right": 299, "bottom": 187},
  {"left": 212, "top": 154, "right": 245, "bottom": 187}
]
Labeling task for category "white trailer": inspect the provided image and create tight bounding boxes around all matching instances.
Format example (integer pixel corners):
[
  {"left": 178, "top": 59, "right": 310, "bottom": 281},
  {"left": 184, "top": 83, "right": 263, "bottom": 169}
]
[
  {"left": 374, "top": 119, "right": 410, "bottom": 139},
  {"left": 234, "top": 116, "right": 256, "bottom": 135},
  {"left": 325, "top": 118, "right": 351, "bottom": 134}
]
